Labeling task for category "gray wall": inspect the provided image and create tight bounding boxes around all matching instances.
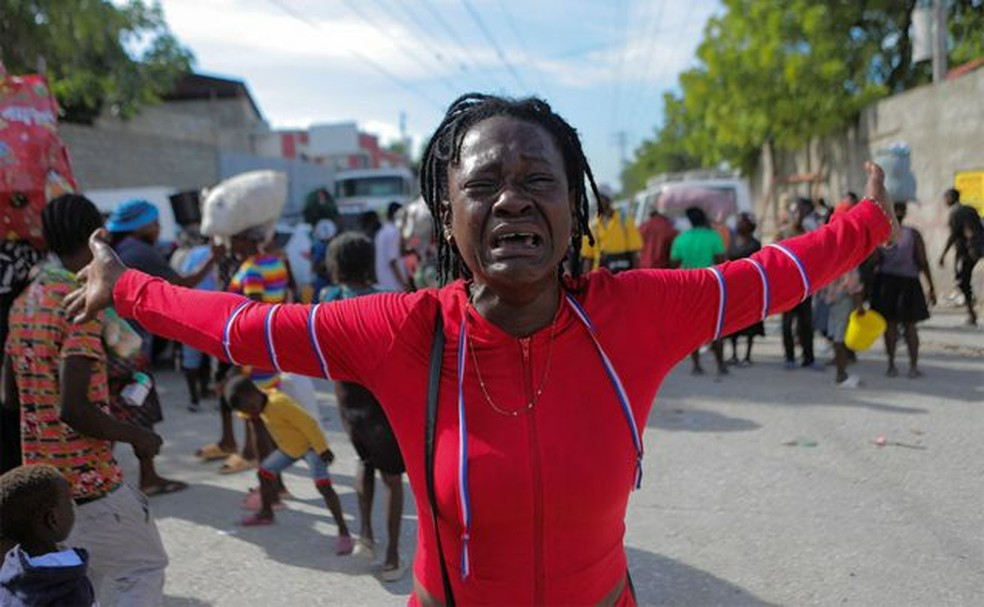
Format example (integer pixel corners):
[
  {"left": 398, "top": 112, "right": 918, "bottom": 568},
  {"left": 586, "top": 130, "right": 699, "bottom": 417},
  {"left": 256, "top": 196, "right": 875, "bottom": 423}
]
[
  {"left": 751, "top": 67, "right": 984, "bottom": 295},
  {"left": 61, "top": 122, "right": 219, "bottom": 191}
]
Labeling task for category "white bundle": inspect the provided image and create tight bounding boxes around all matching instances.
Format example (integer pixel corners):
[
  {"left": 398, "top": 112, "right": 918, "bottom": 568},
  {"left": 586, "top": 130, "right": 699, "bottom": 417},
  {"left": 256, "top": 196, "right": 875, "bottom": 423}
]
[{"left": 201, "top": 170, "right": 288, "bottom": 238}]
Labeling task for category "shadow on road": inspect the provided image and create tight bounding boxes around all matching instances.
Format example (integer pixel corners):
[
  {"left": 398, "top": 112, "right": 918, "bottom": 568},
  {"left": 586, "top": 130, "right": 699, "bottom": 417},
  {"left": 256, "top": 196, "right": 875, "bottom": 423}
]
[
  {"left": 652, "top": 351, "right": 983, "bottom": 425},
  {"left": 650, "top": 406, "right": 762, "bottom": 433},
  {"left": 165, "top": 596, "right": 213, "bottom": 606},
  {"left": 626, "top": 547, "right": 775, "bottom": 606},
  {"left": 151, "top": 477, "right": 416, "bottom": 598}
]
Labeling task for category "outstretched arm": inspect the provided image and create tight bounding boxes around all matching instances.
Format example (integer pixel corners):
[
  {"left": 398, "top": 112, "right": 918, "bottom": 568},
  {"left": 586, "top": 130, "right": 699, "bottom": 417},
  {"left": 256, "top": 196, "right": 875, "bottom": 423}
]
[
  {"left": 65, "top": 231, "right": 408, "bottom": 384},
  {"left": 643, "top": 162, "right": 897, "bottom": 363}
]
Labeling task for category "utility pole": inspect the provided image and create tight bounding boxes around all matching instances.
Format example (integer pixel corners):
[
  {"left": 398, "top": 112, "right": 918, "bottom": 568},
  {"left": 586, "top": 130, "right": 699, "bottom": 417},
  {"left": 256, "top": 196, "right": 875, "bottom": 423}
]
[
  {"left": 932, "top": 0, "right": 947, "bottom": 83},
  {"left": 614, "top": 130, "right": 628, "bottom": 170}
]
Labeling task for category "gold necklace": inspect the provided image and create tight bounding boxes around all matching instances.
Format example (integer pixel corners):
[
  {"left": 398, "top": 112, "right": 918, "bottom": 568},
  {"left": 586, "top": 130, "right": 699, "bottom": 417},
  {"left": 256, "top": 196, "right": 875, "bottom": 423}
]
[{"left": 468, "top": 319, "right": 557, "bottom": 417}]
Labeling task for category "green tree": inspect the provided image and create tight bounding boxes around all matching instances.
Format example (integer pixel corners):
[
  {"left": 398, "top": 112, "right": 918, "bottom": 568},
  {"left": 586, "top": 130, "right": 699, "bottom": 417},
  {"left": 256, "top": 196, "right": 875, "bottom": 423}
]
[
  {"left": 624, "top": 0, "right": 982, "bottom": 189},
  {"left": 0, "top": 0, "right": 194, "bottom": 123},
  {"left": 950, "top": 0, "right": 984, "bottom": 65}
]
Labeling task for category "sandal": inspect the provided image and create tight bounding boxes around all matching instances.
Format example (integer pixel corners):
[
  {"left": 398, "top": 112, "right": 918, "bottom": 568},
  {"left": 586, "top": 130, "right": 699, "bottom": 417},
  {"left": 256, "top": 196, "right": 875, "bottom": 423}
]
[
  {"left": 380, "top": 560, "right": 407, "bottom": 582},
  {"left": 353, "top": 538, "right": 375, "bottom": 560},
  {"left": 219, "top": 454, "right": 256, "bottom": 475},
  {"left": 142, "top": 480, "right": 189, "bottom": 497},
  {"left": 240, "top": 514, "right": 274, "bottom": 527},
  {"left": 195, "top": 443, "right": 235, "bottom": 461},
  {"left": 336, "top": 535, "right": 355, "bottom": 556}
]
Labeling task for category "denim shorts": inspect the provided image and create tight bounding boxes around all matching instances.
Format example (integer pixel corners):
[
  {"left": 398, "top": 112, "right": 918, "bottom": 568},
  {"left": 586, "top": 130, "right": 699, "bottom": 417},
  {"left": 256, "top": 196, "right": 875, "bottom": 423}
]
[{"left": 259, "top": 449, "right": 330, "bottom": 483}]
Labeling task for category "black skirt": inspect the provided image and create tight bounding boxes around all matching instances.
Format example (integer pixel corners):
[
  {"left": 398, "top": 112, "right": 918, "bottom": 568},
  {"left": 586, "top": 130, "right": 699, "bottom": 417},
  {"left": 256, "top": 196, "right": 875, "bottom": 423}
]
[
  {"left": 870, "top": 273, "right": 930, "bottom": 323},
  {"left": 335, "top": 382, "right": 406, "bottom": 475}
]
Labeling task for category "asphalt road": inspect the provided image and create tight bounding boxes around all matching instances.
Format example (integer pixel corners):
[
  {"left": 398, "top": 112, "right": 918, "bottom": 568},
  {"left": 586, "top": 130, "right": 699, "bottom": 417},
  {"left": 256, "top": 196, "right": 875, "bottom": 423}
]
[{"left": 111, "top": 308, "right": 982, "bottom": 606}]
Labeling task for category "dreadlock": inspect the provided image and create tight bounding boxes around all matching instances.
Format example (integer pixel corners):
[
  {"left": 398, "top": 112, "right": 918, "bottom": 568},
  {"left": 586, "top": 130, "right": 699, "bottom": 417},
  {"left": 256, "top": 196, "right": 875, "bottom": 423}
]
[
  {"left": 42, "top": 194, "right": 104, "bottom": 256},
  {"left": 420, "top": 93, "right": 600, "bottom": 285}
]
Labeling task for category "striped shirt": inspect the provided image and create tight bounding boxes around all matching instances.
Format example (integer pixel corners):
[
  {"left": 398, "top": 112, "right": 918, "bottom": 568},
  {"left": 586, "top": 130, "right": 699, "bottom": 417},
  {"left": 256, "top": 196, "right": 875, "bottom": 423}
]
[
  {"left": 5, "top": 265, "right": 123, "bottom": 501},
  {"left": 229, "top": 254, "right": 288, "bottom": 303},
  {"left": 228, "top": 254, "right": 288, "bottom": 389}
]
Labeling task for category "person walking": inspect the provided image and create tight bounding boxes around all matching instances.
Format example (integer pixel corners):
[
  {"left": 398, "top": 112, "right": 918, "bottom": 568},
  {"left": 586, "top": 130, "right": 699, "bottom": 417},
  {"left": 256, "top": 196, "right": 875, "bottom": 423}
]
[
  {"left": 670, "top": 207, "right": 727, "bottom": 375},
  {"left": 66, "top": 94, "right": 899, "bottom": 606},
  {"left": 938, "top": 188, "right": 982, "bottom": 325},
  {"left": 322, "top": 232, "right": 408, "bottom": 581},
  {"left": 724, "top": 213, "right": 765, "bottom": 366},
  {"left": 871, "top": 202, "right": 936, "bottom": 377},
  {"left": 780, "top": 198, "right": 819, "bottom": 370},
  {"left": 637, "top": 208, "right": 677, "bottom": 269}
]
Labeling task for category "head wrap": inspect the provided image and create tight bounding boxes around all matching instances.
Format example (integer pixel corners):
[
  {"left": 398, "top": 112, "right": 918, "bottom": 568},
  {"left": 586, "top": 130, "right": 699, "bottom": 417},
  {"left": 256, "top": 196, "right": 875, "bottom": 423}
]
[{"left": 106, "top": 199, "right": 159, "bottom": 233}]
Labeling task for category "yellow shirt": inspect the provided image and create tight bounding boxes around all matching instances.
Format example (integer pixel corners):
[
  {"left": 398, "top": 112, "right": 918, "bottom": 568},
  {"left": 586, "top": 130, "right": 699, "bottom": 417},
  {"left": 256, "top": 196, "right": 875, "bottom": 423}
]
[
  {"left": 260, "top": 390, "right": 329, "bottom": 458},
  {"left": 580, "top": 212, "right": 643, "bottom": 268}
]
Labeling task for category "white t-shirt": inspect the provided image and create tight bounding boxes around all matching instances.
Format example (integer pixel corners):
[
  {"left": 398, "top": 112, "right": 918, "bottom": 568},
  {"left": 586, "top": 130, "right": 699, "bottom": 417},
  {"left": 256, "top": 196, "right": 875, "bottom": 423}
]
[{"left": 374, "top": 222, "right": 406, "bottom": 291}]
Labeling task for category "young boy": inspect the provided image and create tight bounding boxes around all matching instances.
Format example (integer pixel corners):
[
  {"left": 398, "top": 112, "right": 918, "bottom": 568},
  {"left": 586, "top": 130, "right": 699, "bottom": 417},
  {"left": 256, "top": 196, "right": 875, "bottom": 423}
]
[
  {"left": 0, "top": 464, "right": 95, "bottom": 606},
  {"left": 225, "top": 376, "right": 353, "bottom": 555}
]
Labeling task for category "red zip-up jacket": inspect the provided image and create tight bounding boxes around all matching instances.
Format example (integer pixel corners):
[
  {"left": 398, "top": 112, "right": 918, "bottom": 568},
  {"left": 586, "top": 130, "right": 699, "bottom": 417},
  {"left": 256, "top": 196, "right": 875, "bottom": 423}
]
[{"left": 114, "top": 201, "right": 890, "bottom": 605}]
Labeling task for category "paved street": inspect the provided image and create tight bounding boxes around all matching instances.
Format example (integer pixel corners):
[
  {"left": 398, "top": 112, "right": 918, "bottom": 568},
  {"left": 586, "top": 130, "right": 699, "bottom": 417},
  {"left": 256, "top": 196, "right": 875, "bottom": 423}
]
[{"left": 119, "top": 308, "right": 982, "bottom": 607}]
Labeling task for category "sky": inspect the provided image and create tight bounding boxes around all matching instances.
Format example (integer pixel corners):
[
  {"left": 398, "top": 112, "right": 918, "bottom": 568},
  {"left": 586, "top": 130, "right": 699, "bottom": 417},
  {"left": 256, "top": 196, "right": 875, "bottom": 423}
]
[{"left": 158, "top": 0, "right": 722, "bottom": 189}]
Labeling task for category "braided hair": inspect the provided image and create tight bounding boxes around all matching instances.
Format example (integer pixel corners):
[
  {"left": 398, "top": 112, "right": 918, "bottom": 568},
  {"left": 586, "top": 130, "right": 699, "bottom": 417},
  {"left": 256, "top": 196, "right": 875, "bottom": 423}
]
[
  {"left": 42, "top": 194, "right": 104, "bottom": 256},
  {"left": 420, "top": 93, "right": 600, "bottom": 284}
]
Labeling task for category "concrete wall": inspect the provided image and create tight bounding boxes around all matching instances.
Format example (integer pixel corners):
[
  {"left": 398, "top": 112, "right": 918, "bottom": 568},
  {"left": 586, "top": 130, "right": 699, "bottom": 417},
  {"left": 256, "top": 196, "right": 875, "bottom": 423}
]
[
  {"left": 61, "top": 122, "right": 219, "bottom": 192},
  {"left": 751, "top": 67, "right": 984, "bottom": 297},
  {"left": 60, "top": 96, "right": 271, "bottom": 193}
]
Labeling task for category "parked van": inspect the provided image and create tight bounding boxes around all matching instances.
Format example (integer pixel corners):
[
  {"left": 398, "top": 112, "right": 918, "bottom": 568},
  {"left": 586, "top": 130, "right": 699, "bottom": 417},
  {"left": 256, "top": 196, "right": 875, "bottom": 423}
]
[{"left": 632, "top": 171, "right": 753, "bottom": 230}]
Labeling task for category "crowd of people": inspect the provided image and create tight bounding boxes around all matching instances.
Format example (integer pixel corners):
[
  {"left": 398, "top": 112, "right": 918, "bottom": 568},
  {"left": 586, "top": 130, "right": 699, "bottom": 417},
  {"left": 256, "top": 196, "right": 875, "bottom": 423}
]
[
  {"left": 589, "top": 186, "right": 979, "bottom": 387},
  {"left": 0, "top": 91, "right": 979, "bottom": 606}
]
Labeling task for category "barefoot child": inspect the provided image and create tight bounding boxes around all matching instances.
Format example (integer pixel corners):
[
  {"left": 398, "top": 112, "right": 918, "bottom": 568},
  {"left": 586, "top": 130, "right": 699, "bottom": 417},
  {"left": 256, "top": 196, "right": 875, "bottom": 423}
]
[
  {"left": 225, "top": 376, "right": 353, "bottom": 555},
  {"left": 0, "top": 464, "right": 95, "bottom": 606},
  {"left": 322, "top": 232, "right": 407, "bottom": 581}
]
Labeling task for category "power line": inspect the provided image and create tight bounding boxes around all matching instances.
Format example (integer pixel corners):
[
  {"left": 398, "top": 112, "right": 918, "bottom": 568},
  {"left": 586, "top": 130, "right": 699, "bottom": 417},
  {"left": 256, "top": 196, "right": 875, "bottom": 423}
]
[
  {"left": 495, "top": 0, "right": 551, "bottom": 99},
  {"left": 625, "top": 2, "right": 698, "bottom": 145},
  {"left": 338, "top": 0, "right": 459, "bottom": 94},
  {"left": 265, "top": 0, "right": 445, "bottom": 109},
  {"left": 609, "top": 0, "right": 633, "bottom": 133},
  {"left": 623, "top": 0, "right": 669, "bottom": 128},
  {"left": 460, "top": 0, "right": 527, "bottom": 91},
  {"left": 379, "top": 0, "right": 470, "bottom": 79},
  {"left": 418, "top": 0, "right": 508, "bottom": 91}
]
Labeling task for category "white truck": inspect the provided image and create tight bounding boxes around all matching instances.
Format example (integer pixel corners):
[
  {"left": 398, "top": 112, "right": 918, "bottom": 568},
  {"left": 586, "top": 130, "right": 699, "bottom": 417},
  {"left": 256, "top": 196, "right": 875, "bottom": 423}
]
[
  {"left": 333, "top": 167, "right": 415, "bottom": 230},
  {"left": 631, "top": 170, "right": 753, "bottom": 230}
]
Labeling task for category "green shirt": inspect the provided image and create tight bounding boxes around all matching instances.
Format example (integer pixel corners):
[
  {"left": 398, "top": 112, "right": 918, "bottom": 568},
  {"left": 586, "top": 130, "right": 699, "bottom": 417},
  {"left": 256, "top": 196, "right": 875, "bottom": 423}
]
[{"left": 670, "top": 227, "right": 725, "bottom": 269}]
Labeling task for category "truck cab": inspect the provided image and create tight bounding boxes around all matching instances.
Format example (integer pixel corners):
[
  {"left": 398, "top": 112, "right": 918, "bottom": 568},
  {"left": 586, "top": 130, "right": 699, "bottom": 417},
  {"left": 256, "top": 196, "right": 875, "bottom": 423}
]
[{"left": 333, "top": 168, "right": 415, "bottom": 230}]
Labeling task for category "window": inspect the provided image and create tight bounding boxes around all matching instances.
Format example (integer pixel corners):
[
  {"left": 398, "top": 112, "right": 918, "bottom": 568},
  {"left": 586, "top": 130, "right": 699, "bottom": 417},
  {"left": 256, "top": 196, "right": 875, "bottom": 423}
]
[{"left": 337, "top": 177, "right": 407, "bottom": 198}]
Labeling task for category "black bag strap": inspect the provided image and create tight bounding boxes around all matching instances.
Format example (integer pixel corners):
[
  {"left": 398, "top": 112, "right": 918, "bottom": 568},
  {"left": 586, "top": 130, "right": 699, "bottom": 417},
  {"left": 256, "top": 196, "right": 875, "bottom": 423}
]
[{"left": 425, "top": 309, "right": 455, "bottom": 606}]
